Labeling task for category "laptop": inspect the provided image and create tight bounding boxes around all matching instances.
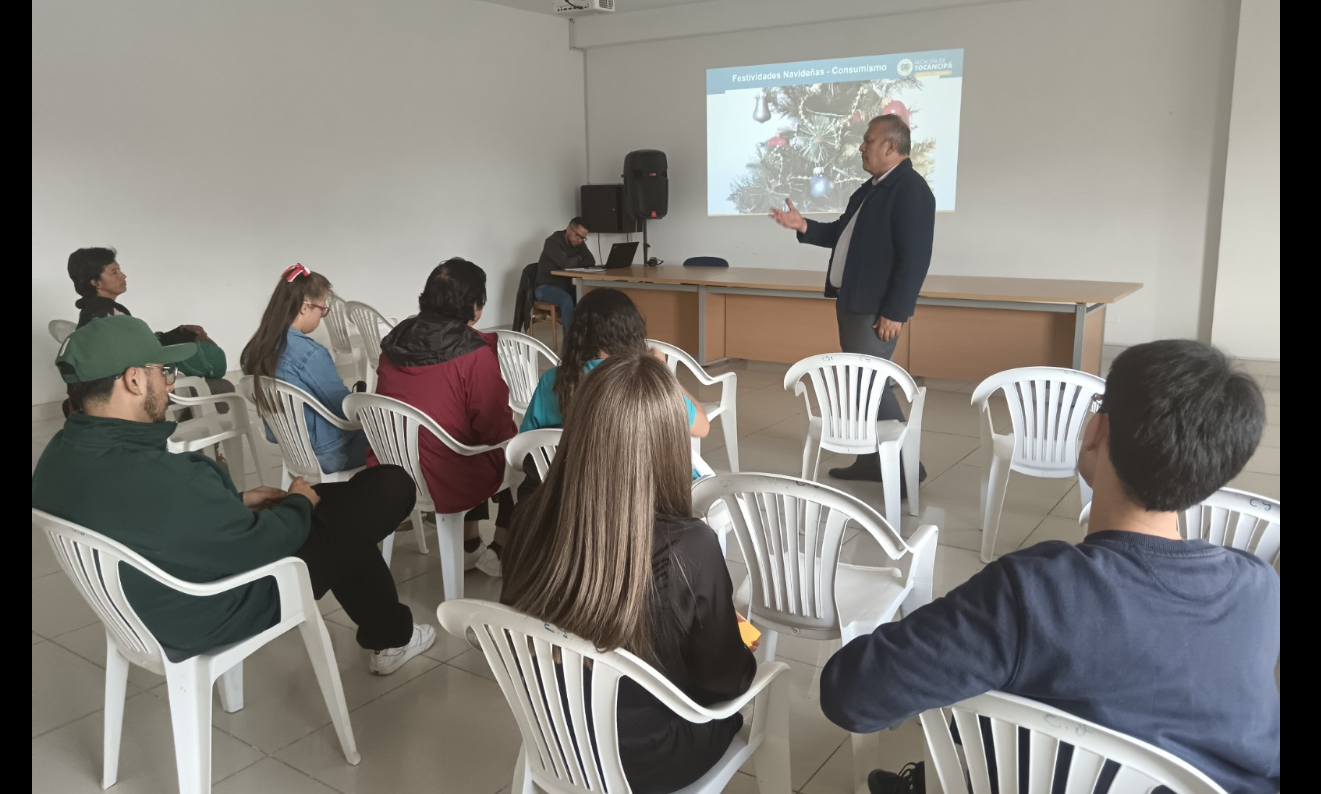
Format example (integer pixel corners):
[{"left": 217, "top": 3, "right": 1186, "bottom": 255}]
[{"left": 602, "top": 241, "right": 639, "bottom": 269}]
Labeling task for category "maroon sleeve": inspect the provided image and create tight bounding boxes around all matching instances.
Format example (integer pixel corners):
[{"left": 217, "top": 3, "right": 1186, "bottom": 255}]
[{"left": 467, "top": 347, "right": 517, "bottom": 446}]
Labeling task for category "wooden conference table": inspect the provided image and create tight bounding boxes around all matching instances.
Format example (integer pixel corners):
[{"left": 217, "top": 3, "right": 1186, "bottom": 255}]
[{"left": 554, "top": 265, "right": 1142, "bottom": 381}]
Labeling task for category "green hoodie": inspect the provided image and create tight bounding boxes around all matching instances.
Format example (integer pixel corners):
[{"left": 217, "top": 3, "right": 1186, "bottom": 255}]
[{"left": 31, "top": 412, "right": 313, "bottom": 659}]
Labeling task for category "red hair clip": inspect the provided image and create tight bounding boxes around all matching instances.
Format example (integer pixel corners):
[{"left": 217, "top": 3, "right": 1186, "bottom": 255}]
[{"left": 283, "top": 263, "right": 312, "bottom": 282}]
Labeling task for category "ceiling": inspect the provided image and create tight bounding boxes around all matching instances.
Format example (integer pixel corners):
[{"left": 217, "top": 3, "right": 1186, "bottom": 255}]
[{"left": 476, "top": 0, "right": 720, "bottom": 15}]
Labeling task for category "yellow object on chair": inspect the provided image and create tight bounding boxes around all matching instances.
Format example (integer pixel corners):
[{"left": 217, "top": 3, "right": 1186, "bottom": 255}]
[{"left": 739, "top": 620, "right": 761, "bottom": 649}]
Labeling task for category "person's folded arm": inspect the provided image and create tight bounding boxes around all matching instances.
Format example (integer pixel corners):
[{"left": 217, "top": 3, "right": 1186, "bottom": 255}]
[
  {"left": 153, "top": 465, "right": 314, "bottom": 577},
  {"left": 300, "top": 344, "right": 354, "bottom": 420},
  {"left": 678, "top": 526, "right": 757, "bottom": 704},
  {"left": 877, "top": 186, "right": 936, "bottom": 322},
  {"left": 819, "top": 561, "right": 1022, "bottom": 732},
  {"left": 468, "top": 349, "right": 518, "bottom": 445}
]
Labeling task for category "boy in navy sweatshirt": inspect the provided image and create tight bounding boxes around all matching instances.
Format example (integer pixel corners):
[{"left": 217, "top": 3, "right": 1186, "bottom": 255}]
[{"left": 820, "top": 340, "right": 1279, "bottom": 794}]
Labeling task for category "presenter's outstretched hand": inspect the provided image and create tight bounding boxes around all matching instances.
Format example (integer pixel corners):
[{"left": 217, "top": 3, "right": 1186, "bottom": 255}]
[
  {"left": 874, "top": 316, "right": 904, "bottom": 342},
  {"left": 769, "top": 199, "right": 808, "bottom": 233}
]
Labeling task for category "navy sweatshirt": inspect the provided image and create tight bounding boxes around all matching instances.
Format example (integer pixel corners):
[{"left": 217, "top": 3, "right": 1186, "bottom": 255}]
[{"left": 820, "top": 531, "right": 1280, "bottom": 794}]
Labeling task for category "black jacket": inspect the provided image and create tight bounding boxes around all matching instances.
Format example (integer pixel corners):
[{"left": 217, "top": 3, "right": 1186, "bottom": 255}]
[
  {"left": 380, "top": 313, "right": 484, "bottom": 367},
  {"left": 797, "top": 157, "right": 936, "bottom": 321},
  {"left": 536, "top": 231, "right": 595, "bottom": 292},
  {"left": 513, "top": 263, "right": 537, "bottom": 333},
  {"left": 75, "top": 295, "right": 197, "bottom": 345}
]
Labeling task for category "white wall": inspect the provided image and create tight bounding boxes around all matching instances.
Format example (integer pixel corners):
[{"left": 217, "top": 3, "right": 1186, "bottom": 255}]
[
  {"left": 1211, "top": 0, "right": 1280, "bottom": 359},
  {"left": 581, "top": 0, "right": 1240, "bottom": 349},
  {"left": 32, "top": 0, "right": 585, "bottom": 405}
]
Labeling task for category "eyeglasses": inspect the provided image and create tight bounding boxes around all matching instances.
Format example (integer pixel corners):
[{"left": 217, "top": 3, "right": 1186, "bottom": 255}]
[
  {"left": 116, "top": 364, "right": 180, "bottom": 386},
  {"left": 304, "top": 300, "right": 330, "bottom": 318}
]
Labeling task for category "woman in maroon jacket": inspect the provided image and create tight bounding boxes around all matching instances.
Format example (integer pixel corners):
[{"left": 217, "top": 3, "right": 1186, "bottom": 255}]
[{"left": 370, "top": 258, "right": 516, "bottom": 577}]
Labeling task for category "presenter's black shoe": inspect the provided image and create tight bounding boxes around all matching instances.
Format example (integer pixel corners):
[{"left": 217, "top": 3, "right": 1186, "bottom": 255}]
[
  {"left": 867, "top": 762, "right": 925, "bottom": 794},
  {"left": 827, "top": 457, "right": 928, "bottom": 498}
]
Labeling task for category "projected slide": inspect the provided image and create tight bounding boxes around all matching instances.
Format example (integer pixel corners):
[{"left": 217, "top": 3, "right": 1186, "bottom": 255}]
[{"left": 707, "top": 49, "right": 963, "bottom": 216}]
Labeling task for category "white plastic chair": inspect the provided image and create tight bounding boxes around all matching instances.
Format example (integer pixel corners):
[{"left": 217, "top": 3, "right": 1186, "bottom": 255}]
[
  {"left": 504, "top": 428, "right": 563, "bottom": 482},
  {"left": 1080, "top": 488, "right": 1281, "bottom": 573},
  {"left": 49, "top": 318, "right": 77, "bottom": 343},
  {"left": 33, "top": 509, "right": 360, "bottom": 794},
  {"left": 325, "top": 294, "right": 358, "bottom": 372},
  {"left": 496, "top": 330, "right": 560, "bottom": 421},
  {"left": 239, "top": 375, "right": 367, "bottom": 485},
  {"left": 344, "top": 392, "right": 510, "bottom": 597},
  {"left": 783, "top": 353, "right": 926, "bottom": 533},
  {"left": 649, "top": 339, "right": 740, "bottom": 472},
  {"left": 919, "top": 691, "right": 1228, "bottom": 794},
  {"left": 343, "top": 301, "right": 394, "bottom": 393},
  {"left": 971, "top": 367, "right": 1105, "bottom": 563},
  {"left": 437, "top": 599, "right": 792, "bottom": 794},
  {"left": 692, "top": 472, "right": 939, "bottom": 793},
  {"left": 168, "top": 391, "right": 269, "bottom": 491}
]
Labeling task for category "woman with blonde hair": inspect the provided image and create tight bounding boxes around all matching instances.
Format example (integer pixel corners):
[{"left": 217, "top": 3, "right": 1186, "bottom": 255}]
[{"left": 500, "top": 352, "right": 755, "bottom": 794}]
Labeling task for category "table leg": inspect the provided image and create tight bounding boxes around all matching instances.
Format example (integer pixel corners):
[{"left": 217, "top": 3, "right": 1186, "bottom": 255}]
[
  {"left": 697, "top": 285, "right": 708, "bottom": 366},
  {"left": 1072, "top": 302, "right": 1087, "bottom": 370}
]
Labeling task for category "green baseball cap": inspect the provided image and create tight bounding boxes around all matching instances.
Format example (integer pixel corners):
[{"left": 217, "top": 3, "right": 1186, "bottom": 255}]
[{"left": 55, "top": 315, "right": 198, "bottom": 384}]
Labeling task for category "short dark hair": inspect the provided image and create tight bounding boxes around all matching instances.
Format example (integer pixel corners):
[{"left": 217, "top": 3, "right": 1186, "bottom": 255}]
[
  {"left": 68, "top": 247, "right": 118, "bottom": 298},
  {"left": 868, "top": 115, "right": 912, "bottom": 156},
  {"left": 419, "top": 258, "right": 487, "bottom": 323},
  {"left": 1103, "top": 339, "right": 1264, "bottom": 512},
  {"left": 569, "top": 217, "right": 589, "bottom": 232},
  {"left": 65, "top": 372, "right": 118, "bottom": 411}
]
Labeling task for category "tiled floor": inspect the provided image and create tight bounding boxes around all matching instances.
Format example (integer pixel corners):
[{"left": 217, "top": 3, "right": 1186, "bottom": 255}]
[{"left": 31, "top": 354, "right": 1281, "bottom": 793}]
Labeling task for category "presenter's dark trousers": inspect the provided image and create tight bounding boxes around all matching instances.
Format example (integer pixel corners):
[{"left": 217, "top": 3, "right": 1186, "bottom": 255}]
[{"left": 835, "top": 302, "right": 924, "bottom": 478}]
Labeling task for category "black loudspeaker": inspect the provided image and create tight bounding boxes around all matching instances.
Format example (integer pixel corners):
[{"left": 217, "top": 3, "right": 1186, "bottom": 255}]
[
  {"left": 579, "top": 184, "right": 638, "bottom": 234},
  {"left": 623, "top": 150, "right": 668, "bottom": 220}
]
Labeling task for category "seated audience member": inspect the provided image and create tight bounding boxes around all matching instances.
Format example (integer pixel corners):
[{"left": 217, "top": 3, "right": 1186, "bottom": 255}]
[
  {"left": 501, "top": 353, "right": 757, "bottom": 794},
  {"left": 32, "top": 316, "right": 434, "bottom": 674},
  {"left": 67, "top": 246, "right": 234, "bottom": 398},
  {"left": 534, "top": 216, "right": 594, "bottom": 329},
  {"left": 819, "top": 340, "right": 1279, "bottom": 794},
  {"left": 241, "top": 264, "right": 367, "bottom": 474},
  {"left": 521, "top": 287, "right": 709, "bottom": 442},
  {"left": 373, "top": 258, "right": 516, "bottom": 578}
]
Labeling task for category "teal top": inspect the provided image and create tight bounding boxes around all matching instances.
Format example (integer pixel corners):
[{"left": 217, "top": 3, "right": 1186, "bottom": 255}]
[{"left": 521, "top": 358, "right": 701, "bottom": 479}]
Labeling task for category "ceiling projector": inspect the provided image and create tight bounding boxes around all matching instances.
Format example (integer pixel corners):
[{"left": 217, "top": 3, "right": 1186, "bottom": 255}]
[{"left": 554, "top": 0, "right": 614, "bottom": 14}]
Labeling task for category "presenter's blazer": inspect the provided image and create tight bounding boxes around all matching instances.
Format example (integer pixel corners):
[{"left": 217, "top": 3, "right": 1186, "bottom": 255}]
[{"left": 796, "top": 157, "right": 936, "bottom": 322}]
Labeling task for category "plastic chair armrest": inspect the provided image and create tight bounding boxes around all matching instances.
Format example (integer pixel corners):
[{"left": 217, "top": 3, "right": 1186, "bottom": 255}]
[
  {"left": 688, "top": 661, "right": 791, "bottom": 720},
  {"left": 169, "top": 393, "right": 248, "bottom": 413}
]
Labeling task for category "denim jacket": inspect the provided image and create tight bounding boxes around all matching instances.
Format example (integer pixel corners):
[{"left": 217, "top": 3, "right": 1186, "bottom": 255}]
[{"left": 272, "top": 327, "right": 366, "bottom": 473}]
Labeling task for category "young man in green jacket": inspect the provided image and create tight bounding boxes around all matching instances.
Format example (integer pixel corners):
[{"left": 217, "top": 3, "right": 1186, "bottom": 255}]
[{"left": 32, "top": 315, "right": 434, "bottom": 674}]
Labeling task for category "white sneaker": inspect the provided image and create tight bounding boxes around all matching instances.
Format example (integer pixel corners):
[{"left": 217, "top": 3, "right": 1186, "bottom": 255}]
[
  {"left": 465, "top": 543, "right": 483, "bottom": 571},
  {"left": 369, "top": 623, "right": 437, "bottom": 676},
  {"left": 475, "top": 547, "right": 503, "bottom": 578}
]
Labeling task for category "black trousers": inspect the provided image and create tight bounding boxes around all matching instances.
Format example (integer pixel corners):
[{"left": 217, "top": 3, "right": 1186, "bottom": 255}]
[{"left": 296, "top": 465, "right": 417, "bottom": 651}]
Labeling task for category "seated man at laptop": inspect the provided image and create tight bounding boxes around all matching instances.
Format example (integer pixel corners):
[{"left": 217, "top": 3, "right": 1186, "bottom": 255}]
[
  {"left": 32, "top": 316, "right": 436, "bottom": 675},
  {"left": 535, "top": 216, "right": 594, "bottom": 330},
  {"left": 820, "top": 339, "right": 1279, "bottom": 794}
]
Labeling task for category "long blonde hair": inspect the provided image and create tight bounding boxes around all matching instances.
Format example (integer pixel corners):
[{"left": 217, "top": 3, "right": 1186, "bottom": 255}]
[{"left": 500, "top": 353, "right": 693, "bottom": 663}]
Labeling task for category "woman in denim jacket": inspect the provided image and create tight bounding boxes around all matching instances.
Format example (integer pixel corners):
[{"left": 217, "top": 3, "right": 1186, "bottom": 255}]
[{"left": 241, "top": 264, "right": 367, "bottom": 473}]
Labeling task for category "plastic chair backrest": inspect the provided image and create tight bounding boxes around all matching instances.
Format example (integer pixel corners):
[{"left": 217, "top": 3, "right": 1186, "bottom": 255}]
[
  {"left": 343, "top": 301, "right": 393, "bottom": 371},
  {"left": 919, "top": 691, "right": 1228, "bottom": 794},
  {"left": 783, "top": 353, "right": 920, "bottom": 449},
  {"left": 495, "top": 330, "right": 560, "bottom": 415},
  {"left": 437, "top": 599, "right": 730, "bottom": 794},
  {"left": 33, "top": 510, "right": 174, "bottom": 673},
  {"left": 506, "top": 428, "right": 562, "bottom": 479},
  {"left": 692, "top": 473, "right": 911, "bottom": 638},
  {"left": 242, "top": 375, "right": 354, "bottom": 480},
  {"left": 343, "top": 392, "right": 494, "bottom": 505},
  {"left": 1181, "top": 488, "right": 1280, "bottom": 572},
  {"left": 49, "top": 319, "right": 77, "bottom": 344},
  {"left": 647, "top": 338, "right": 705, "bottom": 381},
  {"left": 970, "top": 367, "right": 1105, "bottom": 478},
  {"left": 325, "top": 294, "right": 355, "bottom": 355}
]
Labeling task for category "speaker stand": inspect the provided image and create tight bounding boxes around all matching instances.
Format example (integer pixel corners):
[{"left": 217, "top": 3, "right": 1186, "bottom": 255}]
[{"left": 641, "top": 219, "right": 651, "bottom": 265}]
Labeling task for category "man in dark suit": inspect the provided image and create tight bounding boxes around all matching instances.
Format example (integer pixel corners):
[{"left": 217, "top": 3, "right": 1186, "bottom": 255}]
[{"left": 771, "top": 114, "right": 934, "bottom": 488}]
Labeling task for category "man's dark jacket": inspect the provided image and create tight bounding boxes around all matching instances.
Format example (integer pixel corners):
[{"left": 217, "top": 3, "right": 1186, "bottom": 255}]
[{"left": 797, "top": 158, "right": 936, "bottom": 321}]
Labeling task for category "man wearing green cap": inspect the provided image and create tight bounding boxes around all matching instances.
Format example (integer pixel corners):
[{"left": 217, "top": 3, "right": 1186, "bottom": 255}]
[{"left": 32, "top": 315, "right": 436, "bottom": 675}]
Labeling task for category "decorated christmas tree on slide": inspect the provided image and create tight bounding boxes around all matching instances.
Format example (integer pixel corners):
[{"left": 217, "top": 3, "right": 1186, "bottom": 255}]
[{"left": 729, "top": 78, "right": 935, "bottom": 215}]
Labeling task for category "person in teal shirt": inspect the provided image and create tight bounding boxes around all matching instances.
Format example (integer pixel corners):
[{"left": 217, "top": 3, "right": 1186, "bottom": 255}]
[{"left": 520, "top": 289, "right": 709, "bottom": 478}]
